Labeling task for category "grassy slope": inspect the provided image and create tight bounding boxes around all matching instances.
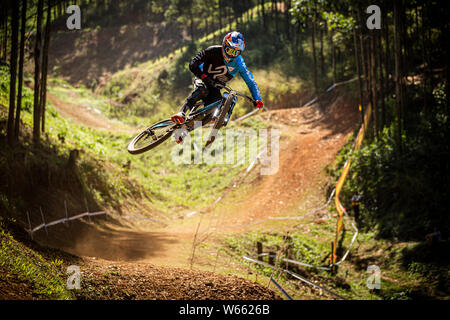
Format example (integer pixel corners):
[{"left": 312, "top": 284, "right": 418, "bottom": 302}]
[{"left": 0, "top": 218, "right": 78, "bottom": 299}]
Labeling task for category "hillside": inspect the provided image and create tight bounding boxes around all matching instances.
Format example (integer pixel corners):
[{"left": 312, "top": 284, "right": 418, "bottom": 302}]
[
  {"left": 1, "top": 0, "right": 449, "bottom": 302},
  {"left": 48, "top": 23, "right": 187, "bottom": 87}
]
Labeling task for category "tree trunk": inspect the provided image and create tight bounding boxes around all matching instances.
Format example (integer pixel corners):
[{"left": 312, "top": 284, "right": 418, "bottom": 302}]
[
  {"left": 377, "top": 30, "right": 385, "bottom": 129},
  {"left": 446, "top": 27, "right": 450, "bottom": 114},
  {"left": 274, "top": 1, "right": 279, "bottom": 35},
  {"left": 358, "top": 8, "right": 370, "bottom": 97},
  {"left": 33, "top": 0, "right": 44, "bottom": 146},
  {"left": 218, "top": 0, "right": 222, "bottom": 31},
  {"left": 40, "top": 1, "right": 52, "bottom": 133},
  {"left": 227, "top": 5, "right": 232, "bottom": 28},
  {"left": 419, "top": 5, "right": 427, "bottom": 112},
  {"left": 394, "top": 0, "right": 403, "bottom": 152},
  {"left": 383, "top": 1, "right": 390, "bottom": 97},
  {"left": 330, "top": 30, "right": 336, "bottom": 84},
  {"left": 189, "top": 7, "right": 195, "bottom": 42},
  {"left": 14, "top": 0, "right": 27, "bottom": 141},
  {"left": 0, "top": 9, "right": 4, "bottom": 61},
  {"left": 285, "top": 0, "right": 291, "bottom": 40},
  {"left": 311, "top": 15, "right": 318, "bottom": 94},
  {"left": 353, "top": 27, "right": 364, "bottom": 124},
  {"left": 261, "top": 0, "right": 266, "bottom": 31},
  {"left": 400, "top": 1, "right": 408, "bottom": 92},
  {"left": 2, "top": 8, "right": 7, "bottom": 61},
  {"left": 370, "top": 32, "right": 378, "bottom": 138},
  {"left": 205, "top": 12, "right": 209, "bottom": 36},
  {"left": 319, "top": 25, "right": 324, "bottom": 77},
  {"left": 7, "top": 0, "right": 19, "bottom": 146}
]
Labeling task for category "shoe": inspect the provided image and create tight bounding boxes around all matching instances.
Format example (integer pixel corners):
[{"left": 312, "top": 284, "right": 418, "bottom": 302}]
[
  {"left": 210, "top": 107, "right": 220, "bottom": 123},
  {"left": 174, "top": 128, "right": 188, "bottom": 144},
  {"left": 171, "top": 111, "right": 186, "bottom": 124},
  {"left": 176, "top": 137, "right": 184, "bottom": 144}
]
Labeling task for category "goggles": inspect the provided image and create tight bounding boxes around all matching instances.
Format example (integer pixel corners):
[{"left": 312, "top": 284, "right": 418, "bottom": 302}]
[{"left": 224, "top": 46, "right": 241, "bottom": 58}]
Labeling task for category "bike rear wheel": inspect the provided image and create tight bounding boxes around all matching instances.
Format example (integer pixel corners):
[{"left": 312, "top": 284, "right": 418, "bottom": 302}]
[{"left": 127, "top": 119, "right": 176, "bottom": 154}]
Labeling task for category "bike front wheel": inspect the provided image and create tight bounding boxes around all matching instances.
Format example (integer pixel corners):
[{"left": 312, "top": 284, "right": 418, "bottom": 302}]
[{"left": 127, "top": 119, "right": 176, "bottom": 155}]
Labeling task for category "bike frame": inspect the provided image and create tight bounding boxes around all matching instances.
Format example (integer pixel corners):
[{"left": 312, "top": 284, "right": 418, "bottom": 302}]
[{"left": 157, "top": 83, "right": 255, "bottom": 130}]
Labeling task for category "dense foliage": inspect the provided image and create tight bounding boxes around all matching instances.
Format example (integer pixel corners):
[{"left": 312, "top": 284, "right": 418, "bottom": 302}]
[{"left": 339, "top": 84, "right": 449, "bottom": 240}]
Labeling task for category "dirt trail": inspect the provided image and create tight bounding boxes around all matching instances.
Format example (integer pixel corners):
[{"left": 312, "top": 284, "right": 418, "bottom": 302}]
[
  {"left": 74, "top": 257, "right": 280, "bottom": 300},
  {"left": 26, "top": 81, "right": 134, "bottom": 133},
  {"left": 46, "top": 92, "right": 134, "bottom": 133},
  {"left": 30, "top": 91, "right": 358, "bottom": 299},
  {"left": 51, "top": 93, "right": 358, "bottom": 261},
  {"left": 215, "top": 94, "right": 359, "bottom": 228}
]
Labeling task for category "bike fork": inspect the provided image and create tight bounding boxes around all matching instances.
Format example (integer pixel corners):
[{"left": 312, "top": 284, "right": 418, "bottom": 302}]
[{"left": 223, "top": 103, "right": 235, "bottom": 126}]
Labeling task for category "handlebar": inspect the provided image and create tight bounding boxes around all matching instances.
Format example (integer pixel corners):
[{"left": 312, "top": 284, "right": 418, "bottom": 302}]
[{"left": 215, "top": 82, "right": 256, "bottom": 106}]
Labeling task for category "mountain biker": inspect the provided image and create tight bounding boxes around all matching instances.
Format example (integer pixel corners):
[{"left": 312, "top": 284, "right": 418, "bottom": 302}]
[{"left": 171, "top": 31, "right": 264, "bottom": 127}]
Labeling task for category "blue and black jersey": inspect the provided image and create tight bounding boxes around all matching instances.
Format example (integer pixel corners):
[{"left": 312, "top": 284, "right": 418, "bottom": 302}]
[{"left": 189, "top": 45, "right": 262, "bottom": 101}]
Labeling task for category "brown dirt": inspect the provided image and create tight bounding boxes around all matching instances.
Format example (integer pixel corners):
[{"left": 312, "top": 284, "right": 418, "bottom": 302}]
[
  {"left": 26, "top": 81, "right": 133, "bottom": 132},
  {"left": 74, "top": 257, "right": 280, "bottom": 300},
  {"left": 33, "top": 219, "right": 193, "bottom": 267},
  {"left": 0, "top": 270, "right": 35, "bottom": 300},
  {"left": 46, "top": 92, "right": 133, "bottom": 132}
]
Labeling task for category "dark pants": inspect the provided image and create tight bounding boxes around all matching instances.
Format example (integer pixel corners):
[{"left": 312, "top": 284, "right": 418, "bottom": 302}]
[{"left": 181, "top": 78, "right": 222, "bottom": 113}]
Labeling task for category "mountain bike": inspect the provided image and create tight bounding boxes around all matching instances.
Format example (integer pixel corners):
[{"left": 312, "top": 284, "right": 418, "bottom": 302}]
[{"left": 127, "top": 83, "right": 257, "bottom": 154}]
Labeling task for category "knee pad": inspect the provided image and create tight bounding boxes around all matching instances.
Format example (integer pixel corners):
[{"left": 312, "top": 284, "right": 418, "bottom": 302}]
[{"left": 187, "top": 86, "right": 209, "bottom": 106}]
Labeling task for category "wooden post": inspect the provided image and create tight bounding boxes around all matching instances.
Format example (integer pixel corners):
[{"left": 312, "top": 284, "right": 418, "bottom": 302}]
[
  {"left": 285, "top": 248, "right": 291, "bottom": 271},
  {"left": 64, "top": 200, "right": 69, "bottom": 225},
  {"left": 268, "top": 251, "right": 275, "bottom": 265},
  {"left": 26, "top": 211, "right": 33, "bottom": 240},
  {"left": 40, "top": 207, "right": 48, "bottom": 236},
  {"left": 85, "top": 197, "right": 91, "bottom": 223},
  {"left": 330, "top": 241, "right": 335, "bottom": 265},
  {"left": 257, "top": 242, "right": 263, "bottom": 261}
]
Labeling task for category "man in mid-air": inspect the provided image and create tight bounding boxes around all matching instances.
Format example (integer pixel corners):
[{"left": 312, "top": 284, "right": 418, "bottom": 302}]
[{"left": 171, "top": 31, "right": 264, "bottom": 131}]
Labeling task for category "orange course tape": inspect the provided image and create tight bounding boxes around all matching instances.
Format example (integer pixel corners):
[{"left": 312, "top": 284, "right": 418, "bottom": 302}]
[{"left": 331, "top": 103, "right": 372, "bottom": 265}]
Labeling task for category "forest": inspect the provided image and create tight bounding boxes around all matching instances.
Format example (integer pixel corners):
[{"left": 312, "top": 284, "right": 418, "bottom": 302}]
[{"left": 0, "top": 0, "right": 449, "bottom": 301}]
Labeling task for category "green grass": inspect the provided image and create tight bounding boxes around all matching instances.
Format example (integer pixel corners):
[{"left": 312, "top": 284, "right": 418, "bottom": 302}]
[{"left": 0, "top": 218, "right": 74, "bottom": 299}]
